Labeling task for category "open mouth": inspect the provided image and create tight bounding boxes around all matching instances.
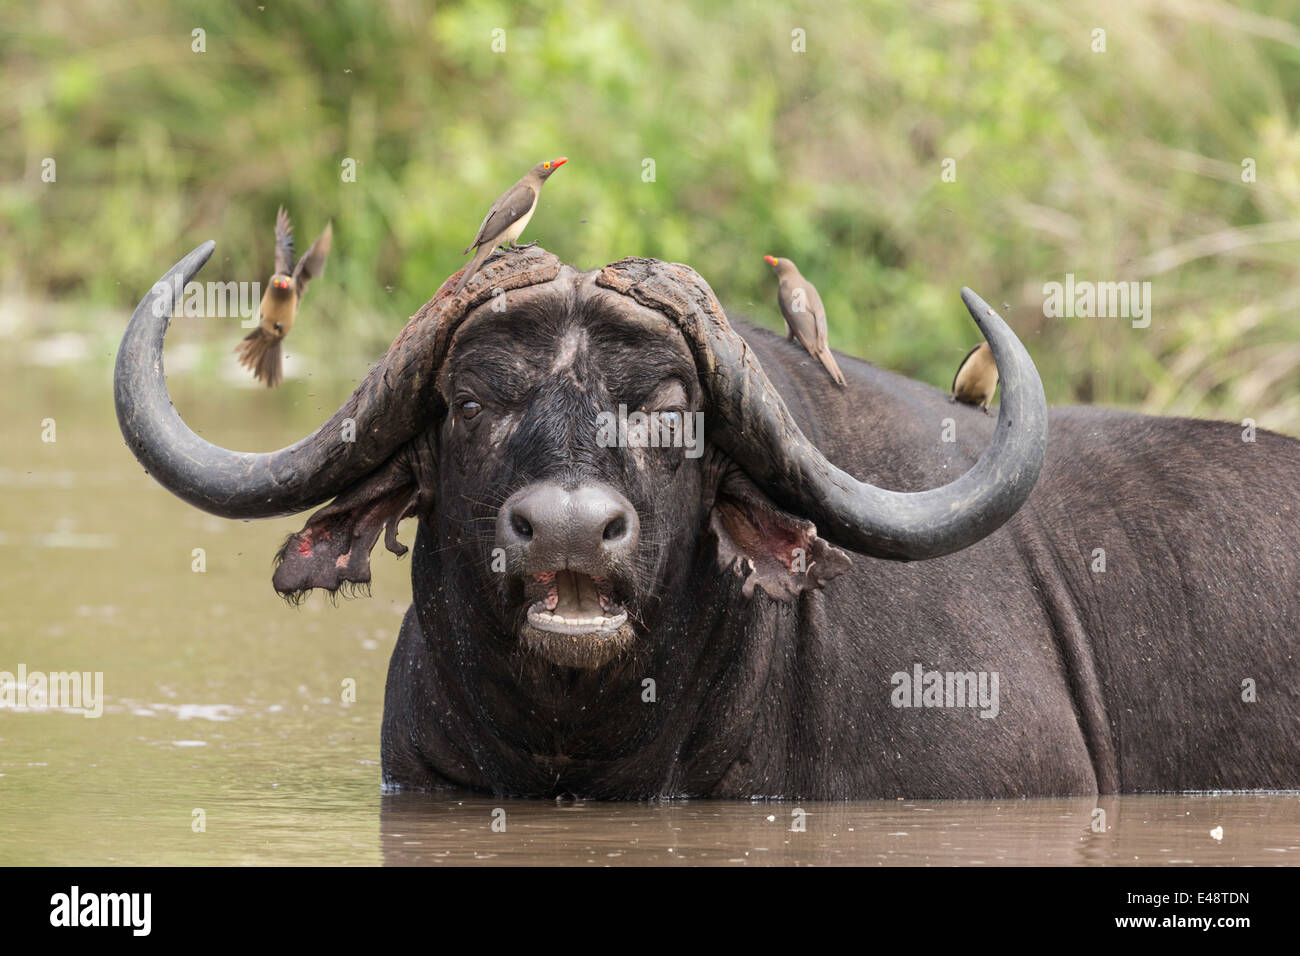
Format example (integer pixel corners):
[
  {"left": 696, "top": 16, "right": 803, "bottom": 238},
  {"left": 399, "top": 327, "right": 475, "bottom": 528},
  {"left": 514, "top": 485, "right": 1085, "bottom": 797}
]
[{"left": 525, "top": 570, "right": 628, "bottom": 635}]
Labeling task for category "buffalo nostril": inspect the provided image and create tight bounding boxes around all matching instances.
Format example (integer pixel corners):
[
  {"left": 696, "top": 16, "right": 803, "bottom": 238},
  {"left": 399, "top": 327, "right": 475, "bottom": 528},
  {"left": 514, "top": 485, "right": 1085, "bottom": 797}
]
[
  {"left": 497, "top": 482, "right": 638, "bottom": 573},
  {"left": 511, "top": 514, "right": 534, "bottom": 540},
  {"left": 603, "top": 515, "right": 627, "bottom": 543}
]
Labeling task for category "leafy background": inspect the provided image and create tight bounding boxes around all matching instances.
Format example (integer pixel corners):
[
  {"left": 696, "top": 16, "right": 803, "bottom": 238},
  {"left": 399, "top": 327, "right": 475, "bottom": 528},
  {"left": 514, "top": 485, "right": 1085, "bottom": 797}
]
[{"left": 3, "top": 0, "right": 1298, "bottom": 431}]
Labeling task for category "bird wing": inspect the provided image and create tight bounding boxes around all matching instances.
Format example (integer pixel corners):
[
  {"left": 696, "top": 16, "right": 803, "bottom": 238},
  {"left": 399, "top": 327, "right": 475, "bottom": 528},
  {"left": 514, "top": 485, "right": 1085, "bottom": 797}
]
[
  {"left": 464, "top": 182, "right": 537, "bottom": 253},
  {"left": 804, "top": 283, "right": 830, "bottom": 352},
  {"left": 291, "top": 221, "right": 332, "bottom": 300},
  {"left": 779, "top": 280, "right": 818, "bottom": 351},
  {"left": 274, "top": 206, "right": 295, "bottom": 275},
  {"left": 952, "top": 343, "right": 983, "bottom": 393}
]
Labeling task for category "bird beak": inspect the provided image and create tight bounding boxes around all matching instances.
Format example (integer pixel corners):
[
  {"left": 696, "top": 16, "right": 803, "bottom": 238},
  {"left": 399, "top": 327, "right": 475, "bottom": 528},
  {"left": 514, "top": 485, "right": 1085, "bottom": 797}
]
[
  {"left": 764, "top": 255, "right": 777, "bottom": 267},
  {"left": 551, "top": 157, "right": 568, "bottom": 168}
]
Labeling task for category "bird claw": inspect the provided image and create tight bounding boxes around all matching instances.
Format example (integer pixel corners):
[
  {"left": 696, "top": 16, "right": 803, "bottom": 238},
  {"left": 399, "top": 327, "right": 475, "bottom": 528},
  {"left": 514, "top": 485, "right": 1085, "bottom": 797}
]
[{"left": 511, "top": 241, "right": 538, "bottom": 250}]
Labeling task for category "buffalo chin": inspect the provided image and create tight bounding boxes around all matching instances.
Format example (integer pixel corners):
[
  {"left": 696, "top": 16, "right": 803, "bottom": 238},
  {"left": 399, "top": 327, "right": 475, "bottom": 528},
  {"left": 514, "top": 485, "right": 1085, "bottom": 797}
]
[{"left": 519, "top": 616, "right": 635, "bottom": 670}]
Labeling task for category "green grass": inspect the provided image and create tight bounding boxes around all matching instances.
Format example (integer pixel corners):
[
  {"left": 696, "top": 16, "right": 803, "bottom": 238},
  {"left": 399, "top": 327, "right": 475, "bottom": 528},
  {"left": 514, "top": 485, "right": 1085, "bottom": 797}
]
[{"left": 2, "top": 0, "right": 1298, "bottom": 431}]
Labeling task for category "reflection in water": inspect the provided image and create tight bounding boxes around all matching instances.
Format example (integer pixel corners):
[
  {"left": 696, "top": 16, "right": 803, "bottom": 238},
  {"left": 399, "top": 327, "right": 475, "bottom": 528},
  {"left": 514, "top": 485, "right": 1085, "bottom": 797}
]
[
  {"left": 1, "top": 363, "right": 1298, "bottom": 866},
  {"left": 375, "top": 792, "right": 1300, "bottom": 867}
]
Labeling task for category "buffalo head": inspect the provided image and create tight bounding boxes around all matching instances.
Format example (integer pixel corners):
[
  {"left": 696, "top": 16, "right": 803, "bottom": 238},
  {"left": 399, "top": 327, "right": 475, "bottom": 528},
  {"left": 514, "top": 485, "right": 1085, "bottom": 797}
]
[{"left": 115, "top": 243, "right": 1047, "bottom": 670}]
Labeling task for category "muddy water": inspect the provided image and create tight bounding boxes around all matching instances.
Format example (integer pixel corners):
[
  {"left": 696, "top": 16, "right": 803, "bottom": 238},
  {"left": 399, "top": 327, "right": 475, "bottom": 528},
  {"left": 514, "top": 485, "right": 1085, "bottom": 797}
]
[{"left": 1, "top": 353, "right": 1297, "bottom": 866}]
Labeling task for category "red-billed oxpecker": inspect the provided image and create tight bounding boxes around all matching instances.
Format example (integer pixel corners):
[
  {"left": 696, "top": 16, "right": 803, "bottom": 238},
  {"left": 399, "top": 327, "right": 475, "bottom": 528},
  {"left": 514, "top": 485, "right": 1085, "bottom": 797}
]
[
  {"left": 951, "top": 341, "right": 999, "bottom": 413},
  {"left": 453, "top": 158, "right": 567, "bottom": 295},
  {"left": 235, "top": 206, "right": 332, "bottom": 387},
  {"left": 764, "top": 254, "right": 846, "bottom": 387}
]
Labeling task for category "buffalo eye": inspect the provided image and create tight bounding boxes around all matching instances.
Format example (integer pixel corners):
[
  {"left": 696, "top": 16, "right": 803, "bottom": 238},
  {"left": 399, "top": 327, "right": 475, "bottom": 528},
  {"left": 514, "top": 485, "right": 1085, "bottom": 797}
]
[
  {"left": 657, "top": 410, "right": 682, "bottom": 432},
  {"left": 459, "top": 399, "right": 482, "bottom": 420}
]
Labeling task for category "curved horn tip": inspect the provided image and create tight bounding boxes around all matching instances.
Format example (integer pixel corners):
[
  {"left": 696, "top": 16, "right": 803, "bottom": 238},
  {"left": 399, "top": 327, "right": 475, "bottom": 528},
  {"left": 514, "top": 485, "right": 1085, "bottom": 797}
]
[
  {"left": 132, "top": 240, "right": 216, "bottom": 322},
  {"left": 959, "top": 286, "right": 997, "bottom": 323},
  {"left": 178, "top": 239, "right": 216, "bottom": 274}
]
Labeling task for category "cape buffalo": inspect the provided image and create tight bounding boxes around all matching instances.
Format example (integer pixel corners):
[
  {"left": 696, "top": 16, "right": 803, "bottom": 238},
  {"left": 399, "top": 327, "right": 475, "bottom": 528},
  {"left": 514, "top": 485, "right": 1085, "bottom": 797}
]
[{"left": 115, "top": 242, "right": 1300, "bottom": 799}]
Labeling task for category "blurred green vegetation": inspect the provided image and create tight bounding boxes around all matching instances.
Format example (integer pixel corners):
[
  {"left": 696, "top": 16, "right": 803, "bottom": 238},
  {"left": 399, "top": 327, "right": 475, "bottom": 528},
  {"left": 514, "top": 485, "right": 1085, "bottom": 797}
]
[{"left": 2, "top": 0, "right": 1298, "bottom": 431}]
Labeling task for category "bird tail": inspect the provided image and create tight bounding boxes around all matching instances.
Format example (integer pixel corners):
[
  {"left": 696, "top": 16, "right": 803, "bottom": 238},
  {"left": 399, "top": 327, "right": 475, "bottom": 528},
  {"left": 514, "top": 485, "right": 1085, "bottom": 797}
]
[
  {"left": 235, "top": 327, "right": 283, "bottom": 387},
  {"left": 817, "top": 348, "right": 846, "bottom": 387},
  {"left": 452, "top": 244, "right": 496, "bottom": 296}
]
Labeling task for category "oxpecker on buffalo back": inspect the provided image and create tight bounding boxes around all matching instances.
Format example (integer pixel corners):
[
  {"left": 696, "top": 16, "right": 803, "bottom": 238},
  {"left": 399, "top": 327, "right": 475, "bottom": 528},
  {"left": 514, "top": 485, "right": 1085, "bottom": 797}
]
[
  {"left": 951, "top": 341, "right": 999, "bottom": 412},
  {"left": 764, "top": 254, "right": 846, "bottom": 387}
]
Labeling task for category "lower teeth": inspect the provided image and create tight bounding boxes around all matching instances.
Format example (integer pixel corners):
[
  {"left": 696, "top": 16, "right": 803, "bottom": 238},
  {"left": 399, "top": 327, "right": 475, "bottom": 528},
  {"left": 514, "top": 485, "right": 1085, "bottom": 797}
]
[
  {"left": 531, "top": 571, "right": 625, "bottom": 629},
  {"left": 529, "top": 606, "right": 627, "bottom": 629}
]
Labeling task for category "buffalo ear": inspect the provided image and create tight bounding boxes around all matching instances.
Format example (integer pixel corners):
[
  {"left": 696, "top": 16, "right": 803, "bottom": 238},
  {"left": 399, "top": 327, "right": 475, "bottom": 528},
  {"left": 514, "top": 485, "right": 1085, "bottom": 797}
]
[
  {"left": 272, "top": 446, "right": 426, "bottom": 602},
  {"left": 707, "top": 465, "right": 851, "bottom": 601}
]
